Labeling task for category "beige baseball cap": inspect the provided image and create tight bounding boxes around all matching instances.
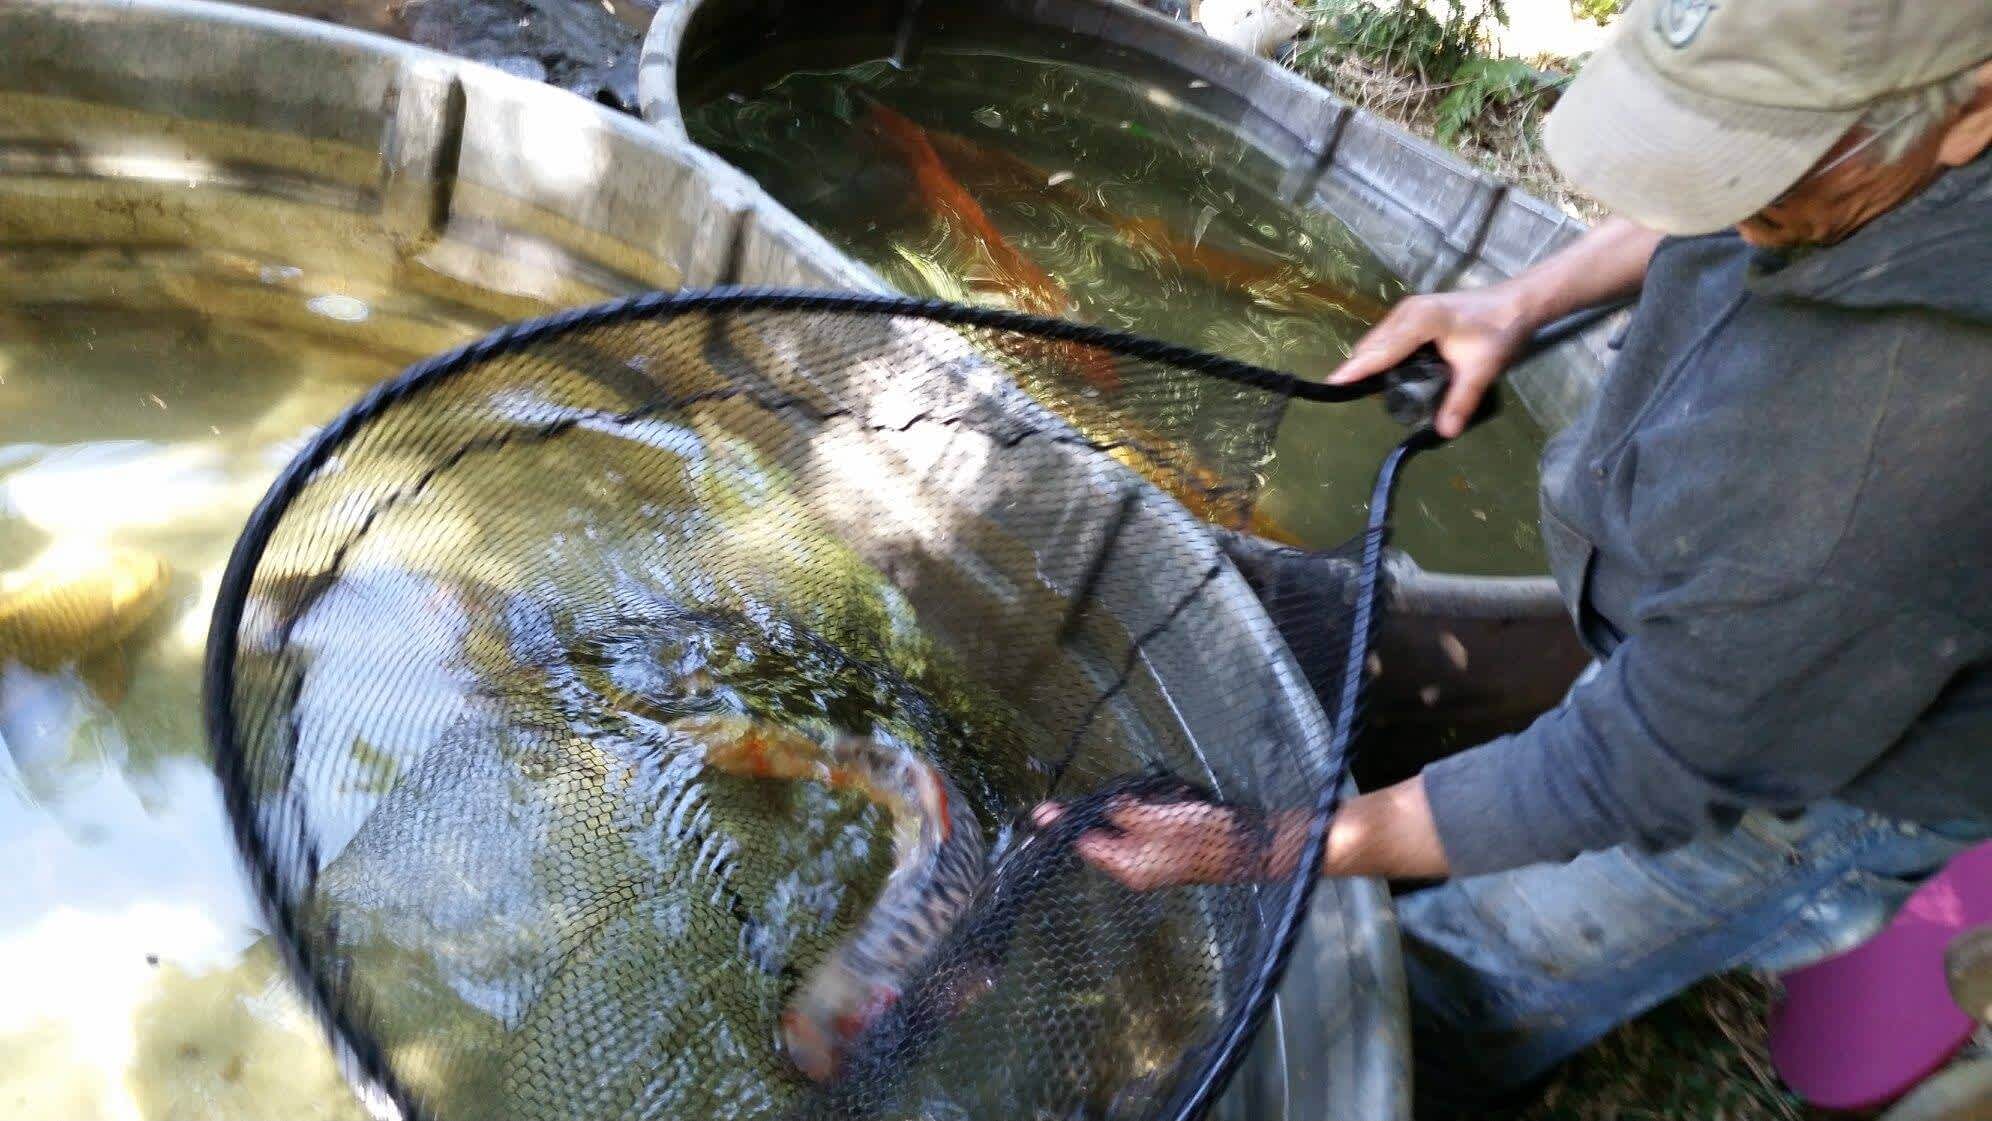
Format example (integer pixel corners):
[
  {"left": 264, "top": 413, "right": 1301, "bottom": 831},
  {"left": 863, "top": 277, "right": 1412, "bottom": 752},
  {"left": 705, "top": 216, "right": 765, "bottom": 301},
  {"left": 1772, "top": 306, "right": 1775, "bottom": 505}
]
[{"left": 1542, "top": 0, "right": 1992, "bottom": 235}]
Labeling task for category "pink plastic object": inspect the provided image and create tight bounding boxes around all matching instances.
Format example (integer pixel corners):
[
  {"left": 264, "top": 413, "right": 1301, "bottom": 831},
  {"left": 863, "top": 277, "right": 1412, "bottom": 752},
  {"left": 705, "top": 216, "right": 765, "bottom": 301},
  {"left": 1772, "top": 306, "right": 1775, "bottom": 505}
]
[{"left": 1767, "top": 841, "right": 1992, "bottom": 1111}]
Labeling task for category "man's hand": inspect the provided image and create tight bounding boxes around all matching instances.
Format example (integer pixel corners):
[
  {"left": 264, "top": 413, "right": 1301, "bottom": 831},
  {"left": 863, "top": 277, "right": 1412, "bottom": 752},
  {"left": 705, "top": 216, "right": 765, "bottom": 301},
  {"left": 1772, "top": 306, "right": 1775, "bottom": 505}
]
[
  {"left": 1326, "top": 285, "right": 1537, "bottom": 438},
  {"left": 1033, "top": 774, "right": 1450, "bottom": 888},
  {"left": 1030, "top": 797, "right": 1295, "bottom": 890},
  {"left": 1325, "top": 216, "right": 1663, "bottom": 437}
]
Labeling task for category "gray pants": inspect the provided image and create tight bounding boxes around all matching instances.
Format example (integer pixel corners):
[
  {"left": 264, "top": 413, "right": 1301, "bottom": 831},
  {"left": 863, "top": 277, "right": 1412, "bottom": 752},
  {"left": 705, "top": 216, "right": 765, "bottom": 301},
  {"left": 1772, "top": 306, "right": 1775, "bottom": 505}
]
[{"left": 1399, "top": 799, "right": 1984, "bottom": 1110}]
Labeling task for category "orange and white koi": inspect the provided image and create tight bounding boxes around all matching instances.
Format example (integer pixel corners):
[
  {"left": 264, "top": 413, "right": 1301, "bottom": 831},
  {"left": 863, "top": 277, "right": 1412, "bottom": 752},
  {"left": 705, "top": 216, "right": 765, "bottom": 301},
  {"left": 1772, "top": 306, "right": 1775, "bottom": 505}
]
[
  {"left": 865, "top": 105, "right": 1309, "bottom": 541},
  {"left": 680, "top": 713, "right": 985, "bottom": 1082},
  {"left": 863, "top": 101, "right": 1124, "bottom": 394},
  {"left": 925, "top": 124, "right": 1391, "bottom": 322}
]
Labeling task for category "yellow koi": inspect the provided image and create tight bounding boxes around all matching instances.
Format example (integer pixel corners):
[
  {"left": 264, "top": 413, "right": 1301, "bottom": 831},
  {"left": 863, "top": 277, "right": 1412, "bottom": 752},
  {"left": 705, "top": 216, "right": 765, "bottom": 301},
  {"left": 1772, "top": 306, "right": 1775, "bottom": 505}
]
[{"left": 0, "top": 547, "right": 170, "bottom": 670}]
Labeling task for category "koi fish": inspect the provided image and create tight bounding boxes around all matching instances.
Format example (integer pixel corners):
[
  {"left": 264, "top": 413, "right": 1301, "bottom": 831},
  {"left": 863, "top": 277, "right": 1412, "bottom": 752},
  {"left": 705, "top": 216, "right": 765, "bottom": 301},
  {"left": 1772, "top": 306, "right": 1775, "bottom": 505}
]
[
  {"left": 1114, "top": 216, "right": 1393, "bottom": 322},
  {"left": 682, "top": 712, "right": 986, "bottom": 1083},
  {"left": 864, "top": 100, "right": 1071, "bottom": 320},
  {"left": 868, "top": 106, "right": 1307, "bottom": 540},
  {"left": 925, "top": 126, "right": 1391, "bottom": 323},
  {"left": 863, "top": 101, "right": 1123, "bottom": 393},
  {"left": 0, "top": 547, "right": 170, "bottom": 670},
  {"left": 795, "top": 770, "right": 1250, "bottom": 1099}
]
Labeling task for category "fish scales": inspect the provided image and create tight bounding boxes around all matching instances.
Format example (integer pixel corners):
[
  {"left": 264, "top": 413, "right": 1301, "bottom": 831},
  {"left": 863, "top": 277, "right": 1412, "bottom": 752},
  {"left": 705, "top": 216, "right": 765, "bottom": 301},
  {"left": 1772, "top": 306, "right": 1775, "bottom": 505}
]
[
  {"left": 688, "top": 713, "right": 987, "bottom": 1083},
  {"left": 0, "top": 548, "right": 168, "bottom": 669}
]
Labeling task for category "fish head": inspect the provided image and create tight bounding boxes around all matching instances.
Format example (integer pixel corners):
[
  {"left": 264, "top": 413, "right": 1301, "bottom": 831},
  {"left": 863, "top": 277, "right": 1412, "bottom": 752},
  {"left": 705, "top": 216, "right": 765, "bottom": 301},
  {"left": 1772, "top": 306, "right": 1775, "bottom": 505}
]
[{"left": 779, "top": 974, "right": 900, "bottom": 1083}]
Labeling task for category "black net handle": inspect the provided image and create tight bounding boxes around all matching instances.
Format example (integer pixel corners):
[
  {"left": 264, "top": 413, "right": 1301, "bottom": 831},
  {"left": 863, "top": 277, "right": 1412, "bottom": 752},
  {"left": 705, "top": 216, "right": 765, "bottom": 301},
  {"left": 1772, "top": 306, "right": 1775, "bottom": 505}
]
[
  {"left": 1380, "top": 300, "right": 1629, "bottom": 428},
  {"left": 1161, "top": 427, "right": 1438, "bottom": 1121}
]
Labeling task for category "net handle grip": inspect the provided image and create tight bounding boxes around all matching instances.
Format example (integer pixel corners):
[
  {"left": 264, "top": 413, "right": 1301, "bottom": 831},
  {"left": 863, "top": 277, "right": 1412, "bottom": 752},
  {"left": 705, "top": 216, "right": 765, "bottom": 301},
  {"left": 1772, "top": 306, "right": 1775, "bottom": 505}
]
[{"left": 1378, "top": 297, "right": 1632, "bottom": 432}]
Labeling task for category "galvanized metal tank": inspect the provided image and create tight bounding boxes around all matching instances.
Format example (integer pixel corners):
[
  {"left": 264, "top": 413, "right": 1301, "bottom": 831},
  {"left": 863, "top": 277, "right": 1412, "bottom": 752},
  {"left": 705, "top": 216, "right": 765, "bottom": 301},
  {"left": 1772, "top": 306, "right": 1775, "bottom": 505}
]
[
  {"left": 635, "top": 0, "right": 1606, "bottom": 755},
  {"left": 0, "top": 2, "right": 1404, "bottom": 1119},
  {"left": 0, "top": 0, "right": 763, "bottom": 314}
]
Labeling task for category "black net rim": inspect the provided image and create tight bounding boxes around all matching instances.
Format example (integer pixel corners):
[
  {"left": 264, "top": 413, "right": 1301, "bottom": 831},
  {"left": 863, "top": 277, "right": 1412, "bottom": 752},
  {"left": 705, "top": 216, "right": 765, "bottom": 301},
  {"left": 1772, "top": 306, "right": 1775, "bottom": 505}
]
[{"left": 202, "top": 286, "right": 1415, "bottom": 1121}]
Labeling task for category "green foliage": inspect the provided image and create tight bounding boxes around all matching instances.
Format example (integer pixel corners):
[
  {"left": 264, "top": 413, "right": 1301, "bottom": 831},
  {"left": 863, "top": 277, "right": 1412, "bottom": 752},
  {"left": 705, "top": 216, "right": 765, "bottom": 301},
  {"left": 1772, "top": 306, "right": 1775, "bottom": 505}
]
[
  {"left": 1297, "top": 0, "right": 1510, "bottom": 82},
  {"left": 1569, "top": 0, "right": 1623, "bottom": 26},
  {"left": 1293, "top": 0, "right": 1567, "bottom": 149},
  {"left": 1432, "top": 57, "right": 1565, "bottom": 146}
]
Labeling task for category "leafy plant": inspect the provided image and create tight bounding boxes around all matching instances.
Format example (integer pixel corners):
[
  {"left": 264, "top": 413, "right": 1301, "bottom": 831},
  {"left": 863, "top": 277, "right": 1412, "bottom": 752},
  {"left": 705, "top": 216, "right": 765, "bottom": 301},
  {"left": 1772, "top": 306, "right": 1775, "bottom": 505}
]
[
  {"left": 1295, "top": 0, "right": 1510, "bottom": 81},
  {"left": 1292, "top": 0, "right": 1566, "bottom": 145},
  {"left": 1569, "top": 0, "right": 1623, "bottom": 27},
  {"left": 1286, "top": 0, "right": 1595, "bottom": 217},
  {"left": 1432, "top": 57, "right": 1565, "bottom": 146}
]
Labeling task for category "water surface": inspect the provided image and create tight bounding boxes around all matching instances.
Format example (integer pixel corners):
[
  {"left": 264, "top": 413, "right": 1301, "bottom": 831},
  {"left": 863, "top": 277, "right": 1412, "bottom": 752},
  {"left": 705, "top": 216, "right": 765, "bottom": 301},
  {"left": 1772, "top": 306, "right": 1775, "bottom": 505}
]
[{"left": 687, "top": 32, "right": 1550, "bottom": 574}]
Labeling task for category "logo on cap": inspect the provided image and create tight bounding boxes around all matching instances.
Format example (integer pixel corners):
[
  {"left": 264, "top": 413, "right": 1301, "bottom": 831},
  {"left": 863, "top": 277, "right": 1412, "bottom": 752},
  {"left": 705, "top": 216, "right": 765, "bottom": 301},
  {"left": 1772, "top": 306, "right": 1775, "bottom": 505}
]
[{"left": 1652, "top": 0, "right": 1717, "bottom": 47}]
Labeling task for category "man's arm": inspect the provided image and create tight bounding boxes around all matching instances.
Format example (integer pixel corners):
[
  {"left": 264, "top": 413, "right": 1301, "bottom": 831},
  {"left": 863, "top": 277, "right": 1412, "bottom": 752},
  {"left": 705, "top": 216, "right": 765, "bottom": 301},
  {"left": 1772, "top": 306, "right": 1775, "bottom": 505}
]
[
  {"left": 1040, "top": 581, "right": 1971, "bottom": 888},
  {"left": 1487, "top": 215, "right": 1665, "bottom": 323},
  {"left": 1326, "top": 217, "right": 1663, "bottom": 436},
  {"left": 1032, "top": 774, "right": 1449, "bottom": 889},
  {"left": 1424, "top": 584, "right": 1979, "bottom": 876}
]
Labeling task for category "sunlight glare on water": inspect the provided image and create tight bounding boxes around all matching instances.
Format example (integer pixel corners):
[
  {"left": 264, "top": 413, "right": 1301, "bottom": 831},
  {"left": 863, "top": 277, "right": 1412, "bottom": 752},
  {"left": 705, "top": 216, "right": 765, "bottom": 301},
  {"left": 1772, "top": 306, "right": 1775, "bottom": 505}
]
[
  {"left": 0, "top": 239, "right": 1029, "bottom": 1121},
  {"left": 685, "top": 31, "right": 1552, "bottom": 574}
]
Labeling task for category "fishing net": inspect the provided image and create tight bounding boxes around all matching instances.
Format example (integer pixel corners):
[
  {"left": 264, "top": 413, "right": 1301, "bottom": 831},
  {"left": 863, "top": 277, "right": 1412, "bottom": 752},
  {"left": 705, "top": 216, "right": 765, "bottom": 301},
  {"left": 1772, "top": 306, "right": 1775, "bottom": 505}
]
[{"left": 205, "top": 289, "right": 1451, "bottom": 1121}]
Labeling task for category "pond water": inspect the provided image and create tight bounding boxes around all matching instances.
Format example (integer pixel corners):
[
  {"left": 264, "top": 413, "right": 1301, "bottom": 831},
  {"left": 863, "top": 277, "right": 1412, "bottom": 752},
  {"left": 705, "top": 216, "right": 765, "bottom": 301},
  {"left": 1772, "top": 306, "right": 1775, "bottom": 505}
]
[
  {"left": 1, "top": 8, "right": 1545, "bottom": 1114},
  {"left": 0, "top": 221, "right": 1207, "bottom": 1121},
  {"left": 0, "top": 246, "right": 528, "bottom": 1119},
  {"left": 685, "top": 30, "right": 1550, "bottom": 575}
]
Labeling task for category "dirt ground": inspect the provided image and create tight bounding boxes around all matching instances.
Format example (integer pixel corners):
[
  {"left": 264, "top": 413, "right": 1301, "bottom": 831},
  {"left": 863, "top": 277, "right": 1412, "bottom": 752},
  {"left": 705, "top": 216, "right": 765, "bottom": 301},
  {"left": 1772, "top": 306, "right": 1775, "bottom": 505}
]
[{"left": 1504, "top": 974, "right": 1820, "bottom": 1121}]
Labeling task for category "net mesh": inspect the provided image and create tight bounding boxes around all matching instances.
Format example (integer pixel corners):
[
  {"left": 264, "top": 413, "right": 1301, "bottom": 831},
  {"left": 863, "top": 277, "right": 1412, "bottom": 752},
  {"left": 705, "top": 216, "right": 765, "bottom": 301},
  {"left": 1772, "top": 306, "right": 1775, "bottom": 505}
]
[{"left": 206, "top": 290, "right": 1411, "bottom": 1121}]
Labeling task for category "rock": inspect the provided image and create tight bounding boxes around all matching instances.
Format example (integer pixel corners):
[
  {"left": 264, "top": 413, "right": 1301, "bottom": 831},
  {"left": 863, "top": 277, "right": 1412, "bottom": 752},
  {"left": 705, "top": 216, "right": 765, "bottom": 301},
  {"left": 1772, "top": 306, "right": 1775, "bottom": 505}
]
[
  {"left": 489, "top": 55, "right": 550, "bottom": 82},
  {"left": 1197, "top": 0, "right": 1306, "bottom": 58}
]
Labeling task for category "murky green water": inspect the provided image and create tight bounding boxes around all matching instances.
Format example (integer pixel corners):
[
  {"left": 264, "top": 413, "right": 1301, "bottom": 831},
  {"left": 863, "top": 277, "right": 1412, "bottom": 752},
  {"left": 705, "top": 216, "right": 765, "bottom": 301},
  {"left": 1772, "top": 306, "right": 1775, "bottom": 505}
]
[
  {"left": 0, "top": 248, "right": 517, "bottom": 1120},
  {"left": 241, "top": 401, "right": 1049, "bottom": 1117},
  {"left": 0, "top": 240, "right": 1180, "bottom": 1120},
  {"left": 0, "top": 16, "right": 1550, "bottom": 1116},
  {"left": 686, "top": 32, "right": 1550, "bottom": 574}
]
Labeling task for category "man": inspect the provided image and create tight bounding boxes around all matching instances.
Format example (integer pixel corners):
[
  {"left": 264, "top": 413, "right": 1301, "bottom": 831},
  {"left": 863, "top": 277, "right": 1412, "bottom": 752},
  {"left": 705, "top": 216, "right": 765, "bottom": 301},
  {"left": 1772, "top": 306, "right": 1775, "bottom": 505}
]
[{"left": 1039, "top": 0, "right": 1992, "bottom": 1106}]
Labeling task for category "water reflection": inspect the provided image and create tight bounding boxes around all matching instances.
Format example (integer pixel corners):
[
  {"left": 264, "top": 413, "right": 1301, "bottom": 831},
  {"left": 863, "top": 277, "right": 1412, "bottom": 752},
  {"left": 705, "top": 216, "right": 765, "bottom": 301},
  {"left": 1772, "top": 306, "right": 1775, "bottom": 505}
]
[
  {"left": 128, "top": 944, "right": 360, "bottom": 1121},
  {"left": 0, "top": 760, "right": 362, "bottom": 1120},
  {"left": 0, "top": 247, "right": 518, "bottom": 1118}
]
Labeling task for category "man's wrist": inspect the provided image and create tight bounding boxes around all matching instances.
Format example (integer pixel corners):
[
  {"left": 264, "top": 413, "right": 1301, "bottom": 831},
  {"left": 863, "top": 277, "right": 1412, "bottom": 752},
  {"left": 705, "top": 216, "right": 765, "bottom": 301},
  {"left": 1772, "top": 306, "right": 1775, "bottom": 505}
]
[
  {"left": 1318, "top": 775, "right": 1451, "bottom": 880},
  {"left": 1500, "top": 263, "right": 1598, "bottom": 332},
  {"left": 1506, "top": 216, "right": 1660, "bottom": 328},
  {"left": 1490, "top": 276, "right": 1554, "bottom": 332}
]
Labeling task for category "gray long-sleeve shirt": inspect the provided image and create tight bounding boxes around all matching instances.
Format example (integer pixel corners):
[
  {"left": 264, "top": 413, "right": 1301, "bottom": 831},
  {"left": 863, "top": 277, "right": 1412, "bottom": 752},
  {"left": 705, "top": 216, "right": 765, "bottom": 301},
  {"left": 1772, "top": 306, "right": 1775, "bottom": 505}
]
[{"left": 1425, "top": 154, "right": 1992, "bottom": 878}]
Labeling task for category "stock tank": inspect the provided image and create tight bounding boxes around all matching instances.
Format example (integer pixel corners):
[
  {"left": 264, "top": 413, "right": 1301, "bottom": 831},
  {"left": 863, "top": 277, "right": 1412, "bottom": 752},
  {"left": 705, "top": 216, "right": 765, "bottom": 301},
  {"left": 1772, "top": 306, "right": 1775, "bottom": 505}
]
[
  {"left": 0, "top": 1, "right": 1402, "bottom": 1118},
  {"left": 640, "top": 0, "right": 1601, "bottom": 762}
]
